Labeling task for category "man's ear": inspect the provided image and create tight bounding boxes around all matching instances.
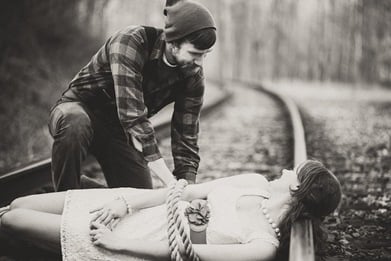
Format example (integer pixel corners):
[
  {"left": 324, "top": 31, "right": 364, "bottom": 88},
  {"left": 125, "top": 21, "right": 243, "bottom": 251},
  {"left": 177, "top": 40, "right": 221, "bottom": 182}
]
[{"left": 167, "top": 42, "right": 179, "bottom": 55}]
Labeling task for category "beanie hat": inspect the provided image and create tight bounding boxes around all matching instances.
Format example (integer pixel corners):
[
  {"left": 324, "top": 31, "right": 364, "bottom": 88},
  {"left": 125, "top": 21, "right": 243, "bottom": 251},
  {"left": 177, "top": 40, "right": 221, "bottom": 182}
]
[{"left": 164, "top": 0, "right": 216, "bottom": 42}]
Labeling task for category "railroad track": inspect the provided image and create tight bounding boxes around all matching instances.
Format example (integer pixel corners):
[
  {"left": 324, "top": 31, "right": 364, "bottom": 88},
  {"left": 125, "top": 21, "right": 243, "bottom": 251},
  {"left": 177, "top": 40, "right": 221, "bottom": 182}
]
[
  {"left": 0, "top": 80, "right": 314, "bottom": 261},
  {"left": 242, "top": 81, "right": 314, "bottom": 261}
]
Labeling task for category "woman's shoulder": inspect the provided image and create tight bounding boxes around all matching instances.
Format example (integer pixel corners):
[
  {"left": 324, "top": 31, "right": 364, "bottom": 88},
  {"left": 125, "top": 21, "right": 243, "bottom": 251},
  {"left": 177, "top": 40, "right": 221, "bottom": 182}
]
[
  {"left": 206, "top": 174, "right": 270, "bottom": 197},
  {"left": 234, "top": 173, "right": 269, "bottom": 189},
  {"left": 185, "top": 173, "right": 270, "bottom": 201}
]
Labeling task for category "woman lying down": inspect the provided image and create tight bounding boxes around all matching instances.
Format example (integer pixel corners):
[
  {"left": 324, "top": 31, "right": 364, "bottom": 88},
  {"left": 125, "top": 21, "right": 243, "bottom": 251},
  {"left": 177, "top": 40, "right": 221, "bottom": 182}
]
[{"left": 0, "top": 159, "right": 341, "bottom": 261}]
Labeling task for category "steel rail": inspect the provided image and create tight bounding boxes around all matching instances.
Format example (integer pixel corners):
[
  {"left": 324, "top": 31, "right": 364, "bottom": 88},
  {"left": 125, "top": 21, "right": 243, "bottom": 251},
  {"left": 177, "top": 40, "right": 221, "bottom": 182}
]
[
  {"left": 239, "top": 80, "right": 314, "bottom": 261},
  {"left": 0, "top": 87, "right": 231, "bottom": 207}
]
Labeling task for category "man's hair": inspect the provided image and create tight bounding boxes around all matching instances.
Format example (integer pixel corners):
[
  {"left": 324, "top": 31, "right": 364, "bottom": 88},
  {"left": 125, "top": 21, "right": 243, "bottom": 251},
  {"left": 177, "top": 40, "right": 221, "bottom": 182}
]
[{"left": 170, "top": 28, "right": 216, "bottom": 50}]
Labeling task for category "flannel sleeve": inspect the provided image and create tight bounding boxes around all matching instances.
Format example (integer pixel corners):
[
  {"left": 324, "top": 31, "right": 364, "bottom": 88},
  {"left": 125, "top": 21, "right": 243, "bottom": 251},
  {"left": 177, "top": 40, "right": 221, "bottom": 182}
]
[
  {"left": 109, "top": 27, "right": 161, "bottom": 161},
  {"left": 171, "top": 70, "right": 205, "bottom": 183}
]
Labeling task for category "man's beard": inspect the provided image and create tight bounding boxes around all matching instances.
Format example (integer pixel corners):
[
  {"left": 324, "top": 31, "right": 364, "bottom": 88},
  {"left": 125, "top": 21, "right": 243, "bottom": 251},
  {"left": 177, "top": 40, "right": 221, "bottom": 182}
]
[{"left": 173, "top": 55, "right": 198, "bottom": 69}]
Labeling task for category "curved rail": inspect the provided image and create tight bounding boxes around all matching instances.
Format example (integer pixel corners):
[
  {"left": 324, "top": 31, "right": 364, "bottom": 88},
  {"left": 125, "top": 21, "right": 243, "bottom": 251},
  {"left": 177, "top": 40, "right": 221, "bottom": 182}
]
[
  {"left": 239, "top": 80, "right": 314, "bottom": 261},
  {"left": 0, "top": 86, "right": 232, "bottom": 207}
]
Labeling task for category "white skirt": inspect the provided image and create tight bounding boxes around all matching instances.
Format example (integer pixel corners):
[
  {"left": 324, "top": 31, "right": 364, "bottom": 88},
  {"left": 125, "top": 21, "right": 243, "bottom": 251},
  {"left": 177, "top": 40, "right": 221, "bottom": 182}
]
[{"left": 61, "top": 188, "right": 190, "bottom": 261}]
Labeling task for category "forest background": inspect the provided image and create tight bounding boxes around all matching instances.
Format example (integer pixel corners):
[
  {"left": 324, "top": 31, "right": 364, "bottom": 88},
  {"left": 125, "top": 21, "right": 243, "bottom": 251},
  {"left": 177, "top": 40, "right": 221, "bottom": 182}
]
[{"left": 0, "top": 0, "right": 390, "bottom": 173}]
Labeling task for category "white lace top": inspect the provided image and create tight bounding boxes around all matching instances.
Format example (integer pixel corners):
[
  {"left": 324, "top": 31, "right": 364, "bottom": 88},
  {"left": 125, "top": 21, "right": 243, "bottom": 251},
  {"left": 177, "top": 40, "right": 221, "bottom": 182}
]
[{"left": 207, "top": 185, "right": 280, "bottom": 247}]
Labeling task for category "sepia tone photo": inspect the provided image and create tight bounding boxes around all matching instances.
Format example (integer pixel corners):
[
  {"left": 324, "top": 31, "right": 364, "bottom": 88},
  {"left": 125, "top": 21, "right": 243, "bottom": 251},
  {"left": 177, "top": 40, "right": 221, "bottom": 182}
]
[{"left": 0, "top": 1, "right": 390, "bottom": 260}]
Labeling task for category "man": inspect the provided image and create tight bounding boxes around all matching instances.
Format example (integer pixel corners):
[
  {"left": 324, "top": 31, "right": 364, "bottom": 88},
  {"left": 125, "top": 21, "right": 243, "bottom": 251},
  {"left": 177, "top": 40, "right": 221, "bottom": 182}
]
[{"left": 48, "top": 0, "right": 216, "bottom": 191}]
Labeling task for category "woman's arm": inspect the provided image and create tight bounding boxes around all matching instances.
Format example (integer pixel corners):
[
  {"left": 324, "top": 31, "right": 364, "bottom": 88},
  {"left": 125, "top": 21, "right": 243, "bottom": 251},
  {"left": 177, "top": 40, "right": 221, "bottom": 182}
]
[
  {"left": 91, "top": 223, "right": 276, "bottom": 261},
  {"left": 182, "top": 173, "right": 269, "bottom": 201},
  {"left": 123, "top": 173, "right": 268, "bottom": 209},
  {"left": 90, "top": 187, "right": 170, "bottom": 226},
  {"left": 91, "top": 173, "right": 268, "bottom": 226},
  {"left": 90, "top": 223, "right": 171, "bottom": 259},
  {"left": 193, "top": 240, "right": 276, "bottom": 261}
]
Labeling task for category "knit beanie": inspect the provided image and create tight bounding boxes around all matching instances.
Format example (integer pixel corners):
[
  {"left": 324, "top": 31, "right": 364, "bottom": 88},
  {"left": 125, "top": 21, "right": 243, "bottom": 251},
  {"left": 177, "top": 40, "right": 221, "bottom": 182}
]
[{"left": 164, "top": 0, "right": 216, "bottom": 42}]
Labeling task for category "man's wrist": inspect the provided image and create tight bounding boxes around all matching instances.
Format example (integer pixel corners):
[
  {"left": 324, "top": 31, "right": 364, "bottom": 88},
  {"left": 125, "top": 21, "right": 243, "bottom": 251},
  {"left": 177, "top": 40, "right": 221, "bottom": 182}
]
[{"left": 148, "top": 158, "right": 175, "bottom": 185}]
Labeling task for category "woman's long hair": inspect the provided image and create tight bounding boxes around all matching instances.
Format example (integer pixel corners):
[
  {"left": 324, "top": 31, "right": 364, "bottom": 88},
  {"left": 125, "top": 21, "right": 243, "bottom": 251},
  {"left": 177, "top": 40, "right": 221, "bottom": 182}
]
[{"left": 274, "top": 160, "right": 342, "bottom": 261}]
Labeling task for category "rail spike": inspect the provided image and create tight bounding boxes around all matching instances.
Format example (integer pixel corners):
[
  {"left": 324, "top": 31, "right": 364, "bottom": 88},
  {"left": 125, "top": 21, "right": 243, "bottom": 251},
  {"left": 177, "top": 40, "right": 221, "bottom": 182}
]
[{"left": 166, "top": 179, "right": 200, "bottom": 261}]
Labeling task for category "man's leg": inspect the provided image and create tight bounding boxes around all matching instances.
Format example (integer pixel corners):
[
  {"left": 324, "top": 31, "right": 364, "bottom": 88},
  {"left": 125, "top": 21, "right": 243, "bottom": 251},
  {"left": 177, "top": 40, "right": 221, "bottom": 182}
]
[
  {"left": 49, "top": 102, "right": 94, "bottom": 191},
  {"left": 92, "top": 122, "right": 153, "bottom": 189}
]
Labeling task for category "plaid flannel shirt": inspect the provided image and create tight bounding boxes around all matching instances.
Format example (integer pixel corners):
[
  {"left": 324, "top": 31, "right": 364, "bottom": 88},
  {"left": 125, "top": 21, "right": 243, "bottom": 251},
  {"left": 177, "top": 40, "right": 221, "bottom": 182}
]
[{"left": 60, "top": 26, "right": 205, "bottom": 181}]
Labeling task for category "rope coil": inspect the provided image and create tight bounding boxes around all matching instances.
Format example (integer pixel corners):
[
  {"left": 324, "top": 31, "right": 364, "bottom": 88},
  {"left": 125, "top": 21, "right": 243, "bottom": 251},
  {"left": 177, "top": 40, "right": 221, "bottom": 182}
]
[{"left": 166, "top": 180, "right": 200, "bottom": 261}]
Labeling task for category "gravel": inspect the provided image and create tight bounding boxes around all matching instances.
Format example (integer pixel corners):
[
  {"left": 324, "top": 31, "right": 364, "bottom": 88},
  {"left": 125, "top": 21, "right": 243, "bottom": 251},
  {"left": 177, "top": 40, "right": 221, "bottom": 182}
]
[{"left": 263, "top": 80, "right": 391, "bottom": 261}]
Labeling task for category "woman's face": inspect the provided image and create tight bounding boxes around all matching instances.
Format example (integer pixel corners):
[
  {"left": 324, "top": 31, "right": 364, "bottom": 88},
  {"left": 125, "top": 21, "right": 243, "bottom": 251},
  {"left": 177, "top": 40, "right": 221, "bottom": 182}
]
[
  {"left": 279, "top": 164, "right": 302, "bottom": 189},
  {"left": 280, "top": 169, "right": 297, "bottom": 182}
]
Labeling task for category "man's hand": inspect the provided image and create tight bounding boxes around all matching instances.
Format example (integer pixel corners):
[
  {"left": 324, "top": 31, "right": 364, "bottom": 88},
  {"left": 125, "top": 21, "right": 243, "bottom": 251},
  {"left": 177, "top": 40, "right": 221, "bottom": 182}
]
[
  {"left": 148, "top": 158, "right": 175, "bottom": 186},
  {"left": 132, "top": 136, "right": 175, "bottom": 186},
  {"left": 90, "top": 198, "right": 129, "bottom": 228}
]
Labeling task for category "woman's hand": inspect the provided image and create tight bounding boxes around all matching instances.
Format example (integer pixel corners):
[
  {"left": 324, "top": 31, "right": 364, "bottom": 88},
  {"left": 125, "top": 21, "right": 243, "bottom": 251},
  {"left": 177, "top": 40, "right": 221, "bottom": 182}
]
[
  {"left": 90, "top": 222, "right": 124, "bottom": 251},
  {"left": 90, "top": 197, "right": 128, "bottom": 228}
]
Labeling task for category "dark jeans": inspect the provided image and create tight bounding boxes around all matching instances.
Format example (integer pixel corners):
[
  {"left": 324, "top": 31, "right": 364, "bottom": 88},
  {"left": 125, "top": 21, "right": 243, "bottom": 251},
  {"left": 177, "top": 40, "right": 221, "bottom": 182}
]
[{"left": 48, "top": 102, "right": 152, "bottom": 191}]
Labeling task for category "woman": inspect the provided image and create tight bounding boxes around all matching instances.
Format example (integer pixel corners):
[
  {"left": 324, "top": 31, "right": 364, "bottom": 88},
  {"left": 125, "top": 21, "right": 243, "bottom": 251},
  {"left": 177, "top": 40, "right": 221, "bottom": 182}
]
[{"left": 0, "top": 160, "right": 341, "bottom": 261}]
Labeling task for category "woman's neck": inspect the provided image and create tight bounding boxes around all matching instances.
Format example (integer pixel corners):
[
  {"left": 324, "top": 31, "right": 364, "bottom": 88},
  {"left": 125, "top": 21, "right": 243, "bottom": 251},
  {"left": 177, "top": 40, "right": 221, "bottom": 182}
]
[{"left": 266, "top": 181, "right": 293, "bottom": 224}]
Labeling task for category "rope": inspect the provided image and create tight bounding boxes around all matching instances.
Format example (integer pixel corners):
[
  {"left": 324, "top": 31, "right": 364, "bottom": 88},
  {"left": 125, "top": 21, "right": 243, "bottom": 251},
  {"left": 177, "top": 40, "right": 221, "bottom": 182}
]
[{"left": 166, "top": 180, "right": 200, "bottom": 261}]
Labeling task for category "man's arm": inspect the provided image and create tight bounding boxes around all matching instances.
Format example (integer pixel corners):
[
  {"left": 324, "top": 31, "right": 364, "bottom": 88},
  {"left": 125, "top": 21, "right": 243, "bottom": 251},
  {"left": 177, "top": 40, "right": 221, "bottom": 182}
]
[
  {"left": 132, "top": 136, "right": 174, "bottom": 185},
  {"left": 109, "top": 27, "right": 175, "bottom": 185},
  {"left": 148, "top": 158, "right": 175, "bottom": 185},
  {"left": 171, "top": 70, "right": 205, "bottom": 183},
  {"left": 109, "top": 27, "right": 161, "bottom": 162}
]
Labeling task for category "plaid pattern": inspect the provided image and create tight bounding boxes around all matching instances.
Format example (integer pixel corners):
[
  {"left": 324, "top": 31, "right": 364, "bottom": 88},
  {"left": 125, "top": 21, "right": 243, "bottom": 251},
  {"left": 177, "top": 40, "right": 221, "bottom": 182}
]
[{"left": 60, "top": 26, "right": 204, "bottom": 180}]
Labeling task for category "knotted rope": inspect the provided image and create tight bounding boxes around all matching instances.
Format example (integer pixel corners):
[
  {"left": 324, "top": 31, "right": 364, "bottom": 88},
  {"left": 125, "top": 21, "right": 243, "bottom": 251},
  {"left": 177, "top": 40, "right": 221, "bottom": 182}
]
[{"left": 166, "top": 179, "right": 200, "bottom": 261}]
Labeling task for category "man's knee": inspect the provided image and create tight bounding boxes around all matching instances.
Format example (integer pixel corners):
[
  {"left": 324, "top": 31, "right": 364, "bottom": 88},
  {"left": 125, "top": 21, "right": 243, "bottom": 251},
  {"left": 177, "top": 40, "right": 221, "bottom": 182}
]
[{"left": 49, "top": 103, "right": 93, "bottom": 141}]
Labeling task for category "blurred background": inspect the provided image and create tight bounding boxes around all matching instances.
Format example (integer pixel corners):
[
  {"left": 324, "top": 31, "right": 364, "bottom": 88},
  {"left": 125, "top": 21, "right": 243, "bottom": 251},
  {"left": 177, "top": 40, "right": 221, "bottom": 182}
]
[{"left": 0, "top": 0, "right": 390, "bottom": 173}]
